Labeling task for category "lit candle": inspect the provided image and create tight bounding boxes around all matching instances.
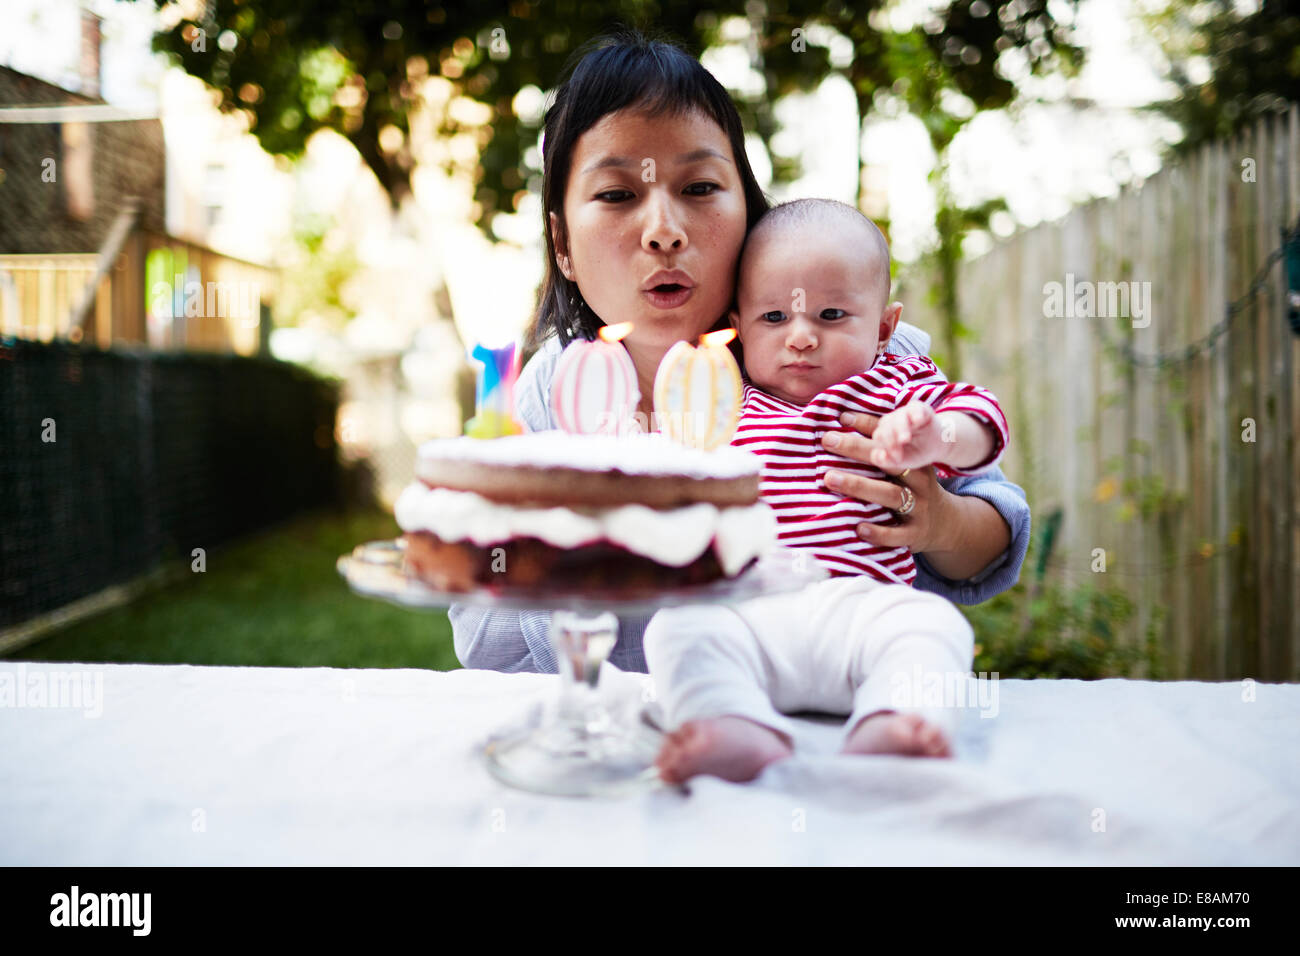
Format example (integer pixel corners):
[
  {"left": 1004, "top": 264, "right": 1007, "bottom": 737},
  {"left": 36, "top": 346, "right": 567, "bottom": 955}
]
[
  {"left": 465, "top": 340, "right": 523, "bottom": 438},
  {"left": 653, "top": 328, "right": 743, "bottom": 450},
  {"left": 550, "top": 322, "right": 640, "bottom": 435}
]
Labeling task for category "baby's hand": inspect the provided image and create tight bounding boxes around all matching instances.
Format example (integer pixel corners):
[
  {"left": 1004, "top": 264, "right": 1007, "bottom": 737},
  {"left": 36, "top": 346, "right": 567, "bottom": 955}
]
[{"left": 870, "top": 401, "right": 945, "bottom": 471}]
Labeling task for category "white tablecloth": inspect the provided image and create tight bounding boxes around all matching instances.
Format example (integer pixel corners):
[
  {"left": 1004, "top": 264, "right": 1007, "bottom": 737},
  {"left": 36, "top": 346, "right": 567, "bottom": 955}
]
[{"left": 1, "top": 662, "right": 1297, "bottom": 865}]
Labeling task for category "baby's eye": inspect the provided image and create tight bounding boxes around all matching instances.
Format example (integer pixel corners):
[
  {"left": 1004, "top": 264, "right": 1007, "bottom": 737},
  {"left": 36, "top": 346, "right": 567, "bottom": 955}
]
[
  {"left": 684, "top": 182, "right": 719, "bottom": 196},
  {"left": 820, "top": 308, "right": 846, "bottom": 320},
  {"left": 760, "top": 311, "right": 786, "bottom": 323}
]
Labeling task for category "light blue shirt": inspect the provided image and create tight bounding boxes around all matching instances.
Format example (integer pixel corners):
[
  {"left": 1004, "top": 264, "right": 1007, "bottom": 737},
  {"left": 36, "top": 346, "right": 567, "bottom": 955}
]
[{"left": 448, "top": 321, "right": 1031, "bottom": 672}]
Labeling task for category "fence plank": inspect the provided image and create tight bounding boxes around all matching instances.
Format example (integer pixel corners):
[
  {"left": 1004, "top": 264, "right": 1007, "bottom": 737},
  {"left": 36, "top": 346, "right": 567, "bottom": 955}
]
[
  {"left": 1269, "top": 112, "right": 1296, "bottom": 680},
  {"left": 1250, "top": 119, "right": 1274, "bottom": 676},
  {"left": 1289, "top": 106, "right": 1300, "bottom": 678},
  {"left": 94, "top": 274, "right": 112, "bottom": 349},
  {"left": 1211, "top": 138, "right": 1234, "bottom": 679},
  {"left": 1233, "top": 129, "right": 1261, "bottom": 676}
]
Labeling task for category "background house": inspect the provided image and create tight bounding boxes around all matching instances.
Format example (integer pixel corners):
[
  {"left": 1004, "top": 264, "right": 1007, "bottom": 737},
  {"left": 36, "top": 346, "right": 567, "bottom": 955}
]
[{"left": 0, "top": 7, "right": 274, "bottom": 353}]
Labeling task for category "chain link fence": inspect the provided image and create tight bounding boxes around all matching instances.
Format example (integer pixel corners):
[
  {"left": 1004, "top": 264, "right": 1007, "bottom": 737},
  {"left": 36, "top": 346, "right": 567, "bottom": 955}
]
[{"left": 0, "top": 337, "right": 341, "bottom": 630}]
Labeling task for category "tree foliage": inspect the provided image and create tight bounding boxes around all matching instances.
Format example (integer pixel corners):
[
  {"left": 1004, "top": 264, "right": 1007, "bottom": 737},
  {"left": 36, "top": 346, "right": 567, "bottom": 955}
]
[
  {"left": 138, "top": 0, "right": 1082, "bottom": 235},
  {"left": 1149, "top": 0, "right": 1300, "bottom": 152}
]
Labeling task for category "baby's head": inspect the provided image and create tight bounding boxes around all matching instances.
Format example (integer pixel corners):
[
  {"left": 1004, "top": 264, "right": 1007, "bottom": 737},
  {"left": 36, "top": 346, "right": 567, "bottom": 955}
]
[{"left": 730, "top": 199, "right": 901, "bottom": 405}]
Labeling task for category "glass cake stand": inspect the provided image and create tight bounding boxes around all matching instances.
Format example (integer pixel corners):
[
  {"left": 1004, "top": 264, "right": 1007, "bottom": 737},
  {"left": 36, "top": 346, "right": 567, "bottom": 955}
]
[{"left": 337, "top": 539, "right": 826, "bottom": 797}]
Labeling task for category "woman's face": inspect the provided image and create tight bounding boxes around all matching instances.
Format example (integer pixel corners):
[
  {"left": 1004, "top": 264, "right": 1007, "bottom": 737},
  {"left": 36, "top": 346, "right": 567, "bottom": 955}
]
[{"left": 553, "top": 107, "right": 749, "bottom": 354}]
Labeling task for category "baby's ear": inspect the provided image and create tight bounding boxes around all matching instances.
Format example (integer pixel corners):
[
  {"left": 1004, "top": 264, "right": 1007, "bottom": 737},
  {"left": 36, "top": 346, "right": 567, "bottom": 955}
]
[
  {"left": 880, "top": 301, "right": 903, "bottom": 341},
  {"left": 728, "top": 308, "right": 741, "bottom": 334}
]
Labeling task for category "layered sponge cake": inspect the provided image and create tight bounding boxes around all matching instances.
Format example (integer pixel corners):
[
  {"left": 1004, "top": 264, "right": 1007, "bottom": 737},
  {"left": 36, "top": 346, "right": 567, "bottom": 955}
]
[{"left": 394, "top": 431, "right": 775, "bottom": 594}]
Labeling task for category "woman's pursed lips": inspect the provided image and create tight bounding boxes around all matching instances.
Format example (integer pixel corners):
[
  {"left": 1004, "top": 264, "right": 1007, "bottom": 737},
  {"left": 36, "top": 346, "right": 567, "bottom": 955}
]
[{"left": 641, "top": 285, "right": 695, "bottom": 309}]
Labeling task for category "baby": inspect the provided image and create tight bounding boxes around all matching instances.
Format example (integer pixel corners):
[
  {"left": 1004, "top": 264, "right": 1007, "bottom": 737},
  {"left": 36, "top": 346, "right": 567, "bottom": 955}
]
[{"left": 643, "top": 198, "right": 1010, "bottom": 784}]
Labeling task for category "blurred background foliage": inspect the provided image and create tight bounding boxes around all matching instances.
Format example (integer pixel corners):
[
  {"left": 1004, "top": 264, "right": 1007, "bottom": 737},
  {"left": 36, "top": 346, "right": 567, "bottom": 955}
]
[
  {"left": 138, "top": 0, "right": 1083, "bottom": 227},
  {"left": 1147, "top": 0, "right": 1300, "bottom": 153},
  {"left": 274, "top": 216, "right": 362, "bottom": 336},
  {"left": 134, "top": 0, "right": 1086, "bottom": 384},
  {"left": 136, "top": 0, "right": 1300, "bottom": 386}
]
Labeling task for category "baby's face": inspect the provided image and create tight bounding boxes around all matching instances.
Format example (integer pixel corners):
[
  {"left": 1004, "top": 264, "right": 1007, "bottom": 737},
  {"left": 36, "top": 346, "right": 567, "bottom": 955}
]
[{"left": 732, "top": 222, "right": 897, "bottom": 405}]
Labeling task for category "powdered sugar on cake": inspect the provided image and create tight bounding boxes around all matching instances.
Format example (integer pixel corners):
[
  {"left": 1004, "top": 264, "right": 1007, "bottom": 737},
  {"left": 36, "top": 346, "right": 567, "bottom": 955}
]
[{"left": 414, "top": 431, "right": 761, "bottom": 481}]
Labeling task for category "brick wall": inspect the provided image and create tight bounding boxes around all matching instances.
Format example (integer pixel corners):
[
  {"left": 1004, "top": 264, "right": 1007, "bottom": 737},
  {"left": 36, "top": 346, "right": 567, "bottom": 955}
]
[{"left": 0, "top": 67, "right": 166, "bottom": 255}]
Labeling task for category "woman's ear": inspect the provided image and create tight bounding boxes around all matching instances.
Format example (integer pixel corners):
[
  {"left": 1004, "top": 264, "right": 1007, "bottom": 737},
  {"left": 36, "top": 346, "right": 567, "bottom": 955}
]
[{"left": 550, "top": 211, "right": 574, "bottom": 280}]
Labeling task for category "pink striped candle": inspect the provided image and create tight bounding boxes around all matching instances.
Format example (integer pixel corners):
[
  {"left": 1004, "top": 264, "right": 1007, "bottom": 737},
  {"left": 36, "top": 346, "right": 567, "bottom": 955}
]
[{"left": 550, "top": 322, "right": 640, "bottom": 435}]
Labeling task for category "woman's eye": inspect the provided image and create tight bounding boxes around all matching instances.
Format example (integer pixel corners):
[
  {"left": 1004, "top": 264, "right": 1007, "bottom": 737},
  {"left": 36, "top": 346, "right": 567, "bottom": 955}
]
[
  {"left": 595, "top": 189, "right": 633, "bottom": 202},
  {"left": 820, "top": 308, "right": 846, "bottom": 320},
  {"left": 684, "top": 182, "right": 719, "bottom": 196},
  {"left": 760, "top": 311, "right": 785, "bottom": 323}
]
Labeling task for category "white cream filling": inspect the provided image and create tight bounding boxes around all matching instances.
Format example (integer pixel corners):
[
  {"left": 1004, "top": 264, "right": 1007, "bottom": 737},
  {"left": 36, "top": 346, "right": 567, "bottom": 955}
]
[{"left": 394, "top": 483, "right": 775, "bottom": 576}]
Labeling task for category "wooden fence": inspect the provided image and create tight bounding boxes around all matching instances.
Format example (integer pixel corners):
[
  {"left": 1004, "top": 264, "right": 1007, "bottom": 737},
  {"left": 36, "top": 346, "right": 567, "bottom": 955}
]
[
  {"left": 906, "top": 108, "right": 1300, "bottom": 680},
  {"left": 0, "top": 231, "right": 274, "bottom": 354},
  {"left": 0, "top": 253, "right": 104, "bottom": 343}
]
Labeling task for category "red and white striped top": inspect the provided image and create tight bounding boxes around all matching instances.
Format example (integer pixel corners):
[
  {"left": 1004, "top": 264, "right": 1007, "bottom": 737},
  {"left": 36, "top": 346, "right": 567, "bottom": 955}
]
[{"left": 732, "top": 354, "right": 1009, "bottom": 584}]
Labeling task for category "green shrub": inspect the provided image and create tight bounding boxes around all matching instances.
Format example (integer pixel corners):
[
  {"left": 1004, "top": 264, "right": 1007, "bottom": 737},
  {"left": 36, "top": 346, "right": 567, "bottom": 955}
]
[
  {"left": 959, "top": 534, "right": 1169, "bottom": 679},
  {"left": 962, "top": 578, "right": 1167, "bottom": 679}
]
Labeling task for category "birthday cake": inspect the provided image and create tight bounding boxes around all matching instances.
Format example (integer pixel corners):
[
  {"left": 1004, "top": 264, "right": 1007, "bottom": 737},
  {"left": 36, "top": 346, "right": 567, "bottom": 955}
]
[{"left": 393, "top": 432, "right": 775, "bottom": 594}]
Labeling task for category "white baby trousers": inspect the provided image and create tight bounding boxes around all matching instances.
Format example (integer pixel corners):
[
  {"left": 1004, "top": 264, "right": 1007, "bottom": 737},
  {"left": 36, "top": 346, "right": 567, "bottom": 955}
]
[{"left": 643, "top": 576, "right": 976, "bottom": 748}]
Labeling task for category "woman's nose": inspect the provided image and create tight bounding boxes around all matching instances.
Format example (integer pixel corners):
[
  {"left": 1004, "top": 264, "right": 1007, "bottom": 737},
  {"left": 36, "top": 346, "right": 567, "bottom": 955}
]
[{"left": 641, "top": 191, "right": 687, "bottom": 253}]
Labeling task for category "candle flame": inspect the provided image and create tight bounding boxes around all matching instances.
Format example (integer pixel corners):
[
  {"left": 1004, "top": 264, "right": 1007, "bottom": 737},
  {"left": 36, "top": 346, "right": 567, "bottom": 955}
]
[
  {"left": 598, "top": 322, "right": 634, "bottom": 343},
  {"left": 699, "top": 328, "right": 737, "bottom": 347}
]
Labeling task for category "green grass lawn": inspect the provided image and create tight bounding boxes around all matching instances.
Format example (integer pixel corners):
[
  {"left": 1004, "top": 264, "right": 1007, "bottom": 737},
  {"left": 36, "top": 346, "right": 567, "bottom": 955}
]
[{"left": 6, "top": 508, "right": 459, "bottom": 670}]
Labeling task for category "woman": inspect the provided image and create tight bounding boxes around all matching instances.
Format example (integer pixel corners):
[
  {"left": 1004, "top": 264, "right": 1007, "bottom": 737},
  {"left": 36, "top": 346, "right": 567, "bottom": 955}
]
[{"left": 449, "top": 31, "right": 1030, "bottom": 673}]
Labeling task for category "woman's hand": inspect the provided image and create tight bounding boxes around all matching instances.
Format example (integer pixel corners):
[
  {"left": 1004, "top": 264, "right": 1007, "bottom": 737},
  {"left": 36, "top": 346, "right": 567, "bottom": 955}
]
[
  {"left": 820, "top": 410, "right": 1012, "bottom": 581},
  {"left": 821, "top": 413, "right": 952, "bottom": 555}
]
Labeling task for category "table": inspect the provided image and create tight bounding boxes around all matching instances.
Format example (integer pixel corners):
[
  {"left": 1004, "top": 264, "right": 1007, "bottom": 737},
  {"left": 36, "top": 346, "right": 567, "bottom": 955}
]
[{"left": 1, "top": 661, "right": 1297, "bottom": 865}]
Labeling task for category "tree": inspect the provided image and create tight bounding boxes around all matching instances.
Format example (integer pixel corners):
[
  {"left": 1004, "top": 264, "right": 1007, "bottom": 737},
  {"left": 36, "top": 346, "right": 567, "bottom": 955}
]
[
  {"left": 1147, "top": 0, "right": 1300, "bottom": 153},
  {"left": 138, "top": 1, "right": 1083, "bottom": 371},
  {"left": 138, "top": 0, "right": 1081, "bottom": 231}
]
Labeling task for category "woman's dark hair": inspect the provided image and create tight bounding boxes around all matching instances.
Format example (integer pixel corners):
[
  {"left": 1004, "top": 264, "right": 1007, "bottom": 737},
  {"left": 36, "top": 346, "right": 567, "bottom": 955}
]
[{"left": 530, "top": 29, "right": 770, "bottom": 349}]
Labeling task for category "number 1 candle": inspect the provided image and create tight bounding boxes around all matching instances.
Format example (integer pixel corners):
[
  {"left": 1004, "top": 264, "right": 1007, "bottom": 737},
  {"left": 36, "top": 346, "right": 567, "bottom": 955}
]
[{"left": 465, "top": 340, "right": 523, "bottom": 438}]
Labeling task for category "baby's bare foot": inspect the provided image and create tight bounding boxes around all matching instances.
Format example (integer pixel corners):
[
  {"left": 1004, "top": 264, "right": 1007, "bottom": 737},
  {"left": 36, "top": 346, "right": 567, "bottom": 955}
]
[
  {"left": 655, "top": 716, "right": 793, "bottom": 784},
  {"left": 842, "top": 711, "right": 952, "bottom": 758}
]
